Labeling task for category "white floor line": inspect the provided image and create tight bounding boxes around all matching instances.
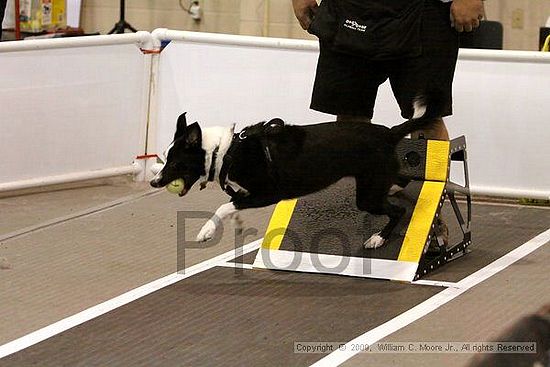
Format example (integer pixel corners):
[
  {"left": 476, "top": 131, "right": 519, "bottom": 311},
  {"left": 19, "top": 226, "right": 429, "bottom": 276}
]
[
  {"left": 310, "top": 227, "right": 550, "bottom": 367},
  {"left": 218, "top": 262, "right": 255, "bottom": 270},
  {"left": 0, "top": 239, "right": 262, "bottom": 359},
  {"left": 411, "top": 279, "right": 461, "bottom": 288}
]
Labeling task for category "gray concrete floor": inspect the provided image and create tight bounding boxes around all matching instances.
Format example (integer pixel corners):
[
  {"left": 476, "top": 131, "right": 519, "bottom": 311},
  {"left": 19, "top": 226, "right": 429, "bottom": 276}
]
[
  {"left": 0, "top": 177, "right": 548, "bottom": 367},
  {"left": 0, "top": 176, "right": 153, "bottom": 234},
  {"left": 343, "top": 244, "right": 550, "bottom": 367},
  {"left": 0, "top": 177, "right": 274, "bottom": 344}
]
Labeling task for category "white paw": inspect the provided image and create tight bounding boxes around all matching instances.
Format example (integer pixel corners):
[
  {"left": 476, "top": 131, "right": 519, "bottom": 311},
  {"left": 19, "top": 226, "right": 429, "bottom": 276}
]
[
  {"left": 364, "top": 233, "right": 385, "bottom": 249},
  {"left": 196, "top": 220, "right": 217, "bottom": 242}
]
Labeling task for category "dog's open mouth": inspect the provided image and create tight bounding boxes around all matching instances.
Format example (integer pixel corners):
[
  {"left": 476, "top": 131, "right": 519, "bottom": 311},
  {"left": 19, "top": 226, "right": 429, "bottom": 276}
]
[{"left": 178, "top": 189, "right": 188, "bottom": 197}]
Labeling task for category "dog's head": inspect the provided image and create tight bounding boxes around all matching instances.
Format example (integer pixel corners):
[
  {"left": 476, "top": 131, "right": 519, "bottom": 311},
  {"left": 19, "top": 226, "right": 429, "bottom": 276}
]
[{"left": 150, "top": 113, "right": 206, "bottom": 196}]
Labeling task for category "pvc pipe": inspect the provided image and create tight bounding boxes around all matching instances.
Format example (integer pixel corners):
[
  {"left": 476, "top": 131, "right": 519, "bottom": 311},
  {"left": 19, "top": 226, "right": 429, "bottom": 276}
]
[
  {"left": 0, "top": 31, "right": 153, "bottom": 53},
  {"left": 150, "top": 28, "right": 168, "bottom": 49},
  {"left": 470, "top": 186, "right": 550, "bottom": 201},
  {"left": 151, "top": 28, "right": 319, "bottom": 51},
  {"left": 0, "top": 164, "right": 142, "bottom": 193},
  {"left": 152, "top": 29, "right": 550, "bottom": 63},
  {"left": 459, "top": 48, "right": 550, "bottom": 63}
]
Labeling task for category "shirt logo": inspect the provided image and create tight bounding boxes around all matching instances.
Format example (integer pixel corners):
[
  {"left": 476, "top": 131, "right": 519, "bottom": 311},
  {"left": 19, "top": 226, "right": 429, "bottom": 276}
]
[{"left": 344, "top": 19, "right": 367, "bottom": 32}]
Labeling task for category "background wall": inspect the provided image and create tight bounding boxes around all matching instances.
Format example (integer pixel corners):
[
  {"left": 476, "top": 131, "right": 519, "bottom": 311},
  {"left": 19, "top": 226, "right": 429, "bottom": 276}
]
[
  {"left": 483, "top": 0, "right": 550, "bottom": 50},
  {"left": 80, "top": 0, "right": 550, "bottom": 50},
  {"left": 80, "top": 0, "right": 313, "bottom": 40}
]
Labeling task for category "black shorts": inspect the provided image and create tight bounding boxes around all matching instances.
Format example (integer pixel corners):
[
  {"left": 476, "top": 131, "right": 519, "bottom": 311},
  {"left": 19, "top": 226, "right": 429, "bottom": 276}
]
[{"left": 310, "top": 0, "right": 459, "bottom": 119}]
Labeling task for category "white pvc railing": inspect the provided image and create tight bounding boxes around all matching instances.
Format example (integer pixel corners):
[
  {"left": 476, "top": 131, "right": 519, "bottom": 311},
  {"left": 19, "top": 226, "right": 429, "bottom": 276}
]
[
  {"left": 458, "top": 47, "right": 550, "bottom": 63},
  {"left": 152, "top": 28, "right": 550, "bottom": 63},
  {"left": 0, "top": 33, "right": 154, "bottom": 192},
  {"left": 151, "top": 28, "right": 319, "bottom": 51},
  {"left": 1, "top": 29, "right": 548, "bottom": 199},
  {"left": 0, "top": 31, "right": 153, "bottom": 52}
]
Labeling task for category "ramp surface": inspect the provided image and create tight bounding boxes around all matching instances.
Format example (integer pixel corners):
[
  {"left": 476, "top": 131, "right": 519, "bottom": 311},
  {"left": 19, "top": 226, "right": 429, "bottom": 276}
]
[{"left": 253, "top": 178, "right": 452, "bottom": 281}]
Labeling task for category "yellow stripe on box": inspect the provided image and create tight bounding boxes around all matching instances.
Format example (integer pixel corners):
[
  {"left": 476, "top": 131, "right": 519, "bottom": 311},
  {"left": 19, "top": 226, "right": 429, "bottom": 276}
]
[
  {"left": 261, "top": 199, "right": 298, "bottom": 250},
  {"left": 542, "top": 35, "right": 550, "bottom": 52},
  {"left": 425, "top": 140, "right": 450, "bottom": 182},
  {"left": 398, "top": 181, "right": 445, "bottom": 262}
]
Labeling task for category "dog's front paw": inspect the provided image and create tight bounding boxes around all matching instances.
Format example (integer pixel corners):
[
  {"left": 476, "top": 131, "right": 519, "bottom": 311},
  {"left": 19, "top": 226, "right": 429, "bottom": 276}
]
[
  {"left": 196, "top": 220, "right": 217, "bottom": 242},
  {"left": 364, "top": 233, "right": 385, "bottom": 249}
]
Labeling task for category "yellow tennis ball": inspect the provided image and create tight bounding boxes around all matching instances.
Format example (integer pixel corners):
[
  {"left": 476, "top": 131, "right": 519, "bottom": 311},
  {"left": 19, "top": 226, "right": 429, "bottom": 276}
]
[{"left": 166, "top": 179, "right": 185, "bottom": 195}]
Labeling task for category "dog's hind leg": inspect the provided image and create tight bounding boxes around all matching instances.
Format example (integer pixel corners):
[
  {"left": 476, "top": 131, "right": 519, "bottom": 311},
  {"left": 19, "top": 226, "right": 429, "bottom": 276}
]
[
  {"left": 363, "top": 201, "right": 405, "bottom": 249},
  {"left": 356, "top": 176, "right": 405, "bottom": 249},
  {"left": 388, "top": 175, "right": 411, "bottom": 196}
]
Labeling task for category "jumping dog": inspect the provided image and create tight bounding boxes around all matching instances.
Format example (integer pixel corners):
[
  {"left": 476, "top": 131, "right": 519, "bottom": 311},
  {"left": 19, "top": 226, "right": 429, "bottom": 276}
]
[{"left": 150, "top": 97, "right": 441, "bottom": 248}]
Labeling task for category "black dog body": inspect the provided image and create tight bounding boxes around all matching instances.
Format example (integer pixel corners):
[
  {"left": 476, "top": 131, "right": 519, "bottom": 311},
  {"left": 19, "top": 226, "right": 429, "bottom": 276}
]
[
  {"left": 228, "top": 122, "right": 398, "bottom": 203},
  {"left": 151, "top": 101, "right": 438, "bottom": 246}
]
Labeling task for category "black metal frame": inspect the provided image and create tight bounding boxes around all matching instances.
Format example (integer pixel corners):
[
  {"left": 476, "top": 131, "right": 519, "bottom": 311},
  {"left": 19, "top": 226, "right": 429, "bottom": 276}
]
[{"left": 415, "top": 136, "right": 472, "bottom": 280}]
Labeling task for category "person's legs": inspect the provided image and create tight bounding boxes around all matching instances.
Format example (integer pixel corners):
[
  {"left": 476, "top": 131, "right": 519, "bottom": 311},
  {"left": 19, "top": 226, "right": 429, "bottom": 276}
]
[
  {"left": 389, "top": 0, "right": 459, "bottom": 141},
  {"left": 388, "top": 0, "right": 459, "bottom": 246},
  {"left": 411, "top": 118, "right": 450, "bottom": 140},
  {"left": 310, "top": 42, "right": 388, "bottom": 119}
]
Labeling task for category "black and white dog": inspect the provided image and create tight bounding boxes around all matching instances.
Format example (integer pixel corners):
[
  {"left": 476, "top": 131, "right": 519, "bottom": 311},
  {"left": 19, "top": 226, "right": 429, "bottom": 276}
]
[{"left": 151, "top": 99, "right": 440, "bottom": 248}]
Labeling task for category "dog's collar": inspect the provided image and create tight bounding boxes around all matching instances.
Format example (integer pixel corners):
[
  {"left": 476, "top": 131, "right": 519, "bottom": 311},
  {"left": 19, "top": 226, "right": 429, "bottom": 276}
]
[
  {"left": 199, "top": 146, "right": 220, "bottom": 190},
  {"left": 207, "top": 146, "right": 219, "bottom": 182}
]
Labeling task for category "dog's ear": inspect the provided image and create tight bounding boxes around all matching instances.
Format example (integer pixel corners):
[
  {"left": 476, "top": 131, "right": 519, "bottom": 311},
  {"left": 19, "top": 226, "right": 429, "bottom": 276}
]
[
  {"left": 186, "top": 122, "right": 202, "bottom": 146},
  {"left": 174, "top": 112, "right": 188, "bottom": 139}
]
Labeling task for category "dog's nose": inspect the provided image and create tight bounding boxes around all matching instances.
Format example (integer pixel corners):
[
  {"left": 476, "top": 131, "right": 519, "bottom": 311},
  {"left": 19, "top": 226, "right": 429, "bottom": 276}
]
[{"left": 150, "top": 171, "right": 165, "bottom": 188}]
